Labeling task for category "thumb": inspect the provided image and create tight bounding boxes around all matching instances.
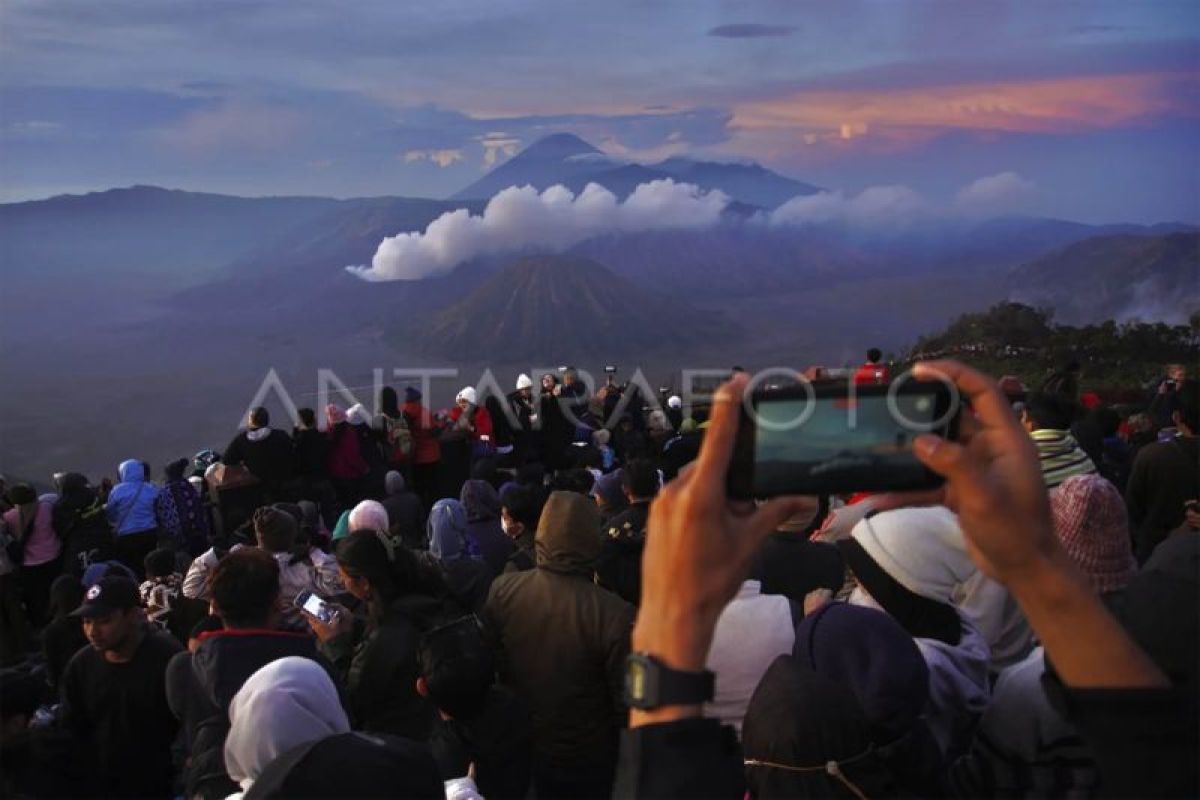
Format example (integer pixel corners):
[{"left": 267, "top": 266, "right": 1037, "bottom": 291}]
[{"left": 913, "top": 434, "right": 978, "bottom": 484}]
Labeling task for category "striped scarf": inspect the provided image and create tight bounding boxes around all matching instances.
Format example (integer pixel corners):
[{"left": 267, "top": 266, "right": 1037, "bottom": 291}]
[{"left": 1030, "top": 429, "right": 1097, "bottom": 489}]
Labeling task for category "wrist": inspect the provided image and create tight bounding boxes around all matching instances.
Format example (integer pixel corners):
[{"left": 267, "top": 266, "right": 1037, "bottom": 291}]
[{"left": 631, "top": 609, "right": 716, "bottom": 673}]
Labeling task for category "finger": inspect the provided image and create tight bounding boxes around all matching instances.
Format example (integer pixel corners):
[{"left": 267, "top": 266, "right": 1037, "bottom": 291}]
[
  {"left": 914, "top": 361, "right": 1016, "bottom": 435},
  {"left": 692, "top": 374, "right": 748, "bottom": 491},
  {"left": 913, "top": 432, "right": 983, "bottom": 488},
  {"left": 870, "top": 488, "right": 948, "bottom": 513}
]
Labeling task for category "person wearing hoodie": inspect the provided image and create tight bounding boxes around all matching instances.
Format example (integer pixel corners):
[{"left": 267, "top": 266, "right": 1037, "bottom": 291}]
[
  {"left": 4, "top": 483, "right": 63, "bottom": 626},
  {"left": 223, "top": 657, "right": 442, "bottom": 800},
  {"left": 167, "top": 548, "right": 341, "bottom": 800},
  {"left": 482, "top": 490, "right": 635, "bottom": 800},
  {"left": 307, "top": 529, "right": 449, "bottom": 738},
  {"left": 52, "top": 473, "right": 114, "bottom": 577},
  {"left": 837, "top": 507, "right": 992, "bottom": 761},
  {"left": 426, "top": 498, "right": 494, "bottom": 613},
  {"left": 499, "top": 485, "right": 540, "bottom": 573},
  {"left": 223, "top": 407, "right": 294, "bottom": 500},
  {"left": 459, "top": 479, "right": 512, "bottom": 575},
  {"left": 154, "top": 457, "right": 211, "bottom": 556},
  {"left": 382, "top": 470, "right": 425, "bottom": 550},
  {"left": 104, "top": 460, "right": 161, "bottom": 579}
]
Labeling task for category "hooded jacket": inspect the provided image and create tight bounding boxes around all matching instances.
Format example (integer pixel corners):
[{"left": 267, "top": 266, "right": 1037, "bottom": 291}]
[
  {"left": 104, "top": 460, "right": 161, "bottom": 535},
  {"left": 482, "top": 491, "right": 635, "bottom": 771},
  {"left": 460, "top": 480, "right": 513, "bottom": 575},
  {"left": 426, "top": 498, "right": 494, "bottom": 612}
]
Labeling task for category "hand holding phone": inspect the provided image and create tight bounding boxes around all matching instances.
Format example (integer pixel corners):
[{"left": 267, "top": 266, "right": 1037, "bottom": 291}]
[{"left": 294, "top": 590, "right": 337, "bottom": 624}]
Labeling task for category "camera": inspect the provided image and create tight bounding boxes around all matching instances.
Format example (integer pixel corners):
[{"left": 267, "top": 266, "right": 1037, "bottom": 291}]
[{"left": 604, "top": 365, "right": 617, "bottom": 374}]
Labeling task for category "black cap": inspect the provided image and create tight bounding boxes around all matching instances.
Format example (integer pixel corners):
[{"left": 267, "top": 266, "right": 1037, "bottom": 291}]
[{"left": 71, "top": 576, "right": 140, "bottom": 618}]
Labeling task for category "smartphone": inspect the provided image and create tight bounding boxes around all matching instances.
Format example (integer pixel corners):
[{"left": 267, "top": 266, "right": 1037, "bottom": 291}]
[
  {"left": 294, "top": 590, "right": 337, "bottom": 624},
  {"left": 728, "top": 382, "right": 959, "bottom": 499}
]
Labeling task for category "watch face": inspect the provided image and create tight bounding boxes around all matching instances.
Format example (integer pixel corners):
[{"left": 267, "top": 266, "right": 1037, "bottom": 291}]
[{"left": 626, "top": 658, "right": 647, "bottom": 702}]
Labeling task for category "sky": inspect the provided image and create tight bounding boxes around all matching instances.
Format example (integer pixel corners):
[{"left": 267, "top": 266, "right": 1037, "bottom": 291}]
[{"left": 1, "top": 0, "right": 1198, "bottom": 223}]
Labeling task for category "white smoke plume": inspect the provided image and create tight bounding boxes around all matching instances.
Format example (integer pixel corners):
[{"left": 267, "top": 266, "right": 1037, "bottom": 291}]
[
  {"left": 767, "top": 185, "right": 928, "bottom": 227},
  {"left": 347, "top": 179, "right": 731, "bottom": 281}
]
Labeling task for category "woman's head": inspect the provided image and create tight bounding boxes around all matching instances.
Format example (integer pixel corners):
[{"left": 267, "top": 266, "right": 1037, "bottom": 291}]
[
  {"left": 427, "top": 499, "right": 470, "bottom": 562},
  {"left": 336, "top": 530, "right": 443, "bottom": 608},
  {"left": 347, "top": 500, "right": 389, "bottom": 536}
]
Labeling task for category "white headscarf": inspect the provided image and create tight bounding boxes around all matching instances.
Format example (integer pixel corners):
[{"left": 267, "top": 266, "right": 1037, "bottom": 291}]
[
  {"left": 348, "top": 499, "right": 389, "bottom": 535},
  {"left": 224, "top": 657, "right": 349, "bottom": 791}
]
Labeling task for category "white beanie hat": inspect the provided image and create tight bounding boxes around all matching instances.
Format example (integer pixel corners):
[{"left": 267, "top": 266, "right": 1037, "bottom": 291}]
[
  {"left": 516, "top": 374, "right": 533, "bottom": 390},
  {"left": 667, "top": 395, "right": 682, "bottom": 409},
  {"left": 346, "top": 403, "right": 371, "bottom": 426},
  {"left": 456, "top": 386, "right": 477, "bottom": 405},
  {"left": 848, "top": 507, "right": 976, "bottom": 604}
]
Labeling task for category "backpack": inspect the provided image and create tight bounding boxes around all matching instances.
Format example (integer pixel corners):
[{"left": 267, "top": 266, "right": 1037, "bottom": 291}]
[{"left": 382, "top": 413, "right": 414, "bottom": 461}]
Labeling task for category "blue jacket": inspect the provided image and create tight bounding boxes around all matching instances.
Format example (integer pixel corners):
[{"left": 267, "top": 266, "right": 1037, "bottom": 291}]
[{"left": 105, "top": 460, "right": 161, "bottom": 536}]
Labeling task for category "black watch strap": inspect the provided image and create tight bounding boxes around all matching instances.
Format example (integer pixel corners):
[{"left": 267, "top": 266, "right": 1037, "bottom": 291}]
[{"left": 625, "top": 652, "right": 715, "bottom": 710}]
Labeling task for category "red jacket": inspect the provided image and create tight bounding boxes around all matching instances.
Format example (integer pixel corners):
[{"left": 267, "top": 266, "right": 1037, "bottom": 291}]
[
  {"left": 402, "top": 401, "right": 441, "bottom": 465},
  {"left": 853, "top": 362, "right": 890, "bottom": 386},
  {"left": 448, "top": 404, "right": 493, "bottom": 441}
]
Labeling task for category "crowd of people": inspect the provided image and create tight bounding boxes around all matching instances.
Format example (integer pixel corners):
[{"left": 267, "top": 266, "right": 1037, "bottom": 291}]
[{"left": 0, "top": 355, "right": 1196, "bottom": 799}]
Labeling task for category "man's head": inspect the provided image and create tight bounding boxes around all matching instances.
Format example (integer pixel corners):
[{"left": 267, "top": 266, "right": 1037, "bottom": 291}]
[
  {"left": 297, "top": 407, "right": 317, "bottom": 430},
  {"left": 72, "top": 577, "right": 143, "bottom": 656},
  {"left": 1020, "top": 391, "right": 1076, "bottom": 432},
  {"left": 5, "top": 483, "right": 36, "bottom": 510},
  {"left": 500, "top": 485, "right": 540, "bottom": 541},
  {"left": 623, "top": 459, "right": 660, "bottom": 503},
  {"left": 416, "top": 617, "right": 495, "bottom": 720},
  {"left": 563, "top": 367, "right": 578, "bottom": 386},
  {"left": 144, "top": 548, "right": 177, "bottom": 580},
  {"left": 210, "top": 549, "right": 281, "bottom": 629},
  {"left": 248, "top": 406, "right": 269, "bottom": 430},
  {"left": 254, "top": 506, "right": 298, "bottom": 553},
  {"left": 1167, "top": 364, "right": 1187, "bottom": 383},
  {"left": 1173, "top": 381, "right": 1199, "bottom": 435},
  {"left": 867, "top": 348, "right": 882, "bottom": 364}
]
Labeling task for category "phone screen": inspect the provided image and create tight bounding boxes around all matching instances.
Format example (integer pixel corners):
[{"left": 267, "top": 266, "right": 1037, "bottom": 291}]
[
  {"left": 744, "top": 385, "right": 953, "bottom": 497},
  {"left": 301, "top": 593, "right": 332, "bottom": 623}
]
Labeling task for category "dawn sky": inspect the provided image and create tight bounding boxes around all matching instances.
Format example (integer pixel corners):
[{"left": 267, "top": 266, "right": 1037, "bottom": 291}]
[{"left": 1, "top": 0, "right": 1197, "bottom": 223}]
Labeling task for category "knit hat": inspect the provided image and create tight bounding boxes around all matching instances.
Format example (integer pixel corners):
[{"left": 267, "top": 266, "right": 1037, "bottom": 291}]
[
  {"left": 325, "top": 404, "right": 346, "bottom": 426},
  {"left": 404, "top": 386, "right": 422, "bottom": 402},
  {"left": 515, "top": 374, "right": 533, "bottom": 390},
  {"left": 456, "top": 386, "right": 477, "bottom": 406},
  {"left": 667, "top": 395, "right": 683, "bottom": 409},
  {"left": 345, "top": 403, "right": 371, "bottom": 426},
  {"left": 1049, "top": 474, "right": 1136, "bottom": 594},
  {"left": 843, "top": 507, "right": 975, "bottom": 604}
]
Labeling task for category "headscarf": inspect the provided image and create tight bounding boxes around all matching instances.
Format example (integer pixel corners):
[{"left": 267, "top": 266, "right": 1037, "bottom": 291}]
[
  {"left": 743, "top": 655, "right": 898, "bottom": 800},
  {"left": 428, "top": 499, "right": 470, "bottom": 562},
  {"left": 347, "top": 500, "right": 389, "bottom": 536},
  {"left": 384, "top": 470, "right": 406, "bottom": 496},
  {"left": 224, "top": 657, "right": 350, "bottom": 791},
  {"left": 459, "top": 479, "right": 501, "bottom": 523}
]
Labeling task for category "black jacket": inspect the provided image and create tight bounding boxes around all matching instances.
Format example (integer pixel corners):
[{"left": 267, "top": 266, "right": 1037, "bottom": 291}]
[
  {"left": 430, "top": 685, "right": 533, "bottom": 800},
  {"left": 595, "top": 502, "right": 650, "bottom": 606},
  {"left": 292, "top": 428, "right": 331, "bottom": 480},
  {"left": 224, "top": 429, "right": 294, "bottom": 490},
  {"left": 1126, "top": 435, "right": 1199, "bottom": 562}
]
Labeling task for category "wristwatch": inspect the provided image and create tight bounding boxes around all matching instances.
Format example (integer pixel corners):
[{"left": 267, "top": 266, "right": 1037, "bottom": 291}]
[{"left": 624, "top": 652, "right": 715, "bottom": 710}]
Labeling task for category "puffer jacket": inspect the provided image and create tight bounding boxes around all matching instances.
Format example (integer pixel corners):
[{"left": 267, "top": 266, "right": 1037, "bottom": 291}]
[
  {"left": 482, "top": 491, "right": 634, "bottom": 772},
  {"left": 104, "top": 460, "right": 161, "bottom": 535}
]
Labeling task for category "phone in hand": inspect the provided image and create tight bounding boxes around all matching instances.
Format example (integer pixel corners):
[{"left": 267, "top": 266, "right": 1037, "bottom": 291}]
[
  {"left": 728, "top": 380, "right": 960, "bottom": 499},
  {"left": 294, "top": 590, "right": 337, "bottom": 624}
]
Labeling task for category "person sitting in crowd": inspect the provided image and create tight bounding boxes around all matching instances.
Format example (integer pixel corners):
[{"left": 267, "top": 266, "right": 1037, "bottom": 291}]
[
  {"left": 425, "top": 498, "right": 493, "bottom": 613},
  {"left": 104, "top": 459, "right": 161, "bottom": 579},
  {"left": 382, "top": 470, "right": 425, "bottom": 551},
  {"left": 41, "top": 574, "right": 86, "bottom": 692},
  {"left": 483, "top": 490, "right": 635, "bottom": 799},
  {"left": 595, "top": 458, "right": 658, "bottom": 606},
  {"left": 499, "top": 485, "right": 540, "bottom": 573},
  {"left": 52, "top": 472, "right": 113, "bottom": 577},
  {"left": 224, "top": 656, "right": 443, "bottom": 799},
  {"left": 167, "top": 548, "right": 339, "bottom": 799},
  {"left": 459, "top": 479, "right": 511, "bottom": 575},
  {"left": 58, "top": 576, "right": 182, "bottom": 798},
  {"left": 140, "top": 547, "right": 207, "bottom": 645},
  {"left": 420, "top": 615, "right": 533, "bottom": 800},
  {"left": 307, "top": 529, "right": 448, "bottom": 738},
  {"left": 590, "top": 468, "right": 629, "bottom": 526},
  {"left": 223, "top": 407, "right": 294, "bottom": 501},
  {"left": 155, "top": 457, "right": 211, "bottom": 557},
  {"left": 4, "top": 482, "right": 63, "bottom": 627},
  {"left": 1020, "top": 391, "right": 1097, "bottom": 488},
  {"left": 1126, "top": 381, "right": 1198, "bottom": 563}
]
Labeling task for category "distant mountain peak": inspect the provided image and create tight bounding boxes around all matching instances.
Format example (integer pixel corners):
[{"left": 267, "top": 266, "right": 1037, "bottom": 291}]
[{"left": 519, "top": 132, "right": 603, "bottom": 160}]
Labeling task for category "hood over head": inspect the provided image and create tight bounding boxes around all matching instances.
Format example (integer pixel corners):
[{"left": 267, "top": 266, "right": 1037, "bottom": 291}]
[
  {"left": 428, "top": 499, "right": 470, "bottom": 561},
  {"left": 117, "top": 459, "right": 145, "bottom": 484},
  {"left": 535, "top": 490, "right": 603, "bottom": 574},
  {"left": 384, "top": 470, "right": 406, "bottom": 496},
  {"left": 460, "top": 479, "right": 501, "bottom": 522}
]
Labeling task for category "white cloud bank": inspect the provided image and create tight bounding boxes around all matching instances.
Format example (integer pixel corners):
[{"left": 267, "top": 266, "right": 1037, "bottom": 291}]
[{"left": 347, "top": 179, "right": 730, "bottom": 281}]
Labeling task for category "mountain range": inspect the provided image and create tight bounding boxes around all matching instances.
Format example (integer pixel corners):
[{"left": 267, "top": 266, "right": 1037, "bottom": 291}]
[{"left": 1, "top": 131, "right": 1195, "bottom": 483}]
